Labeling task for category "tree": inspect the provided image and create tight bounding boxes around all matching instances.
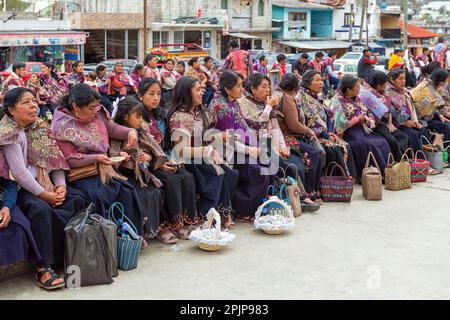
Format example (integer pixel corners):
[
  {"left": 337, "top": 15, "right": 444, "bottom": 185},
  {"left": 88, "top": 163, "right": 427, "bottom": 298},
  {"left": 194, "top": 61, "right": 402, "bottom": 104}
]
[{"left": 4, "top": 0, "right": 31, "bottom": 11}]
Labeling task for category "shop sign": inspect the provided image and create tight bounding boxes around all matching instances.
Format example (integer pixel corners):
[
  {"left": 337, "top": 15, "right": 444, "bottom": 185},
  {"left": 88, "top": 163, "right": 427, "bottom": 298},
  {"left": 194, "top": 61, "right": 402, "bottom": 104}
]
[{"left": 0, "top": 33, "right": 87, "bottom": 47}]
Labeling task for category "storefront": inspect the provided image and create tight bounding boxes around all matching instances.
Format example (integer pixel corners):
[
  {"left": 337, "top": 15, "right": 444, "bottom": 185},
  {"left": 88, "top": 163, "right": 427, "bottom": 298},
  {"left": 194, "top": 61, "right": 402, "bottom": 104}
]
[{"left": 0, "top": 32, "right": 87, "bottom": 72}]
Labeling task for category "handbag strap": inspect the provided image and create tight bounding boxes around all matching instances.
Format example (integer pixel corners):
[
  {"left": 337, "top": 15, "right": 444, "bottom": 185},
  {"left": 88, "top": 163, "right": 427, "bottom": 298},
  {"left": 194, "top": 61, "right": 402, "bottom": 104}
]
[
  {"left": 415, "top": 149, "right": 428, "bottom": 162},
  {"left": 279, "top": 184, "right": 288, "bottom": 200},
  {"left": 401, "top": 151, "right": 410, "bottom": 163},
  {"left": 364, "top": 151, "right": 381, "bottom": 173},
  {"left": 108, "top": 202, "right": 139, "bottom": 237},
  {"left": 421, "top": 136, "right": 435, "bottom": 153},
  {"left": 266, "top": 185, "right": 276, "bottom": 196},
  {"left": 403, "top": 148, "right": 415, "bottom": 162},
  {"left": 387, "top": 153, "right": 395, "bottom": 166},
  {"left": 325, "top": 161, "right": 348, "bottom": 178},
  {"left": 284, "top": 163, "right": 299, "bottom": 180}
]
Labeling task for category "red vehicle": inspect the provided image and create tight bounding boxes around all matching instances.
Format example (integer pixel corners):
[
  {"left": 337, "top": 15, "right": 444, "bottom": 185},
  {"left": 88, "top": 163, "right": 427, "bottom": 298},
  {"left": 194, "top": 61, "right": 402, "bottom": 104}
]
[{"left": 0, "top": 62, "right": 43, "bottom": 83}]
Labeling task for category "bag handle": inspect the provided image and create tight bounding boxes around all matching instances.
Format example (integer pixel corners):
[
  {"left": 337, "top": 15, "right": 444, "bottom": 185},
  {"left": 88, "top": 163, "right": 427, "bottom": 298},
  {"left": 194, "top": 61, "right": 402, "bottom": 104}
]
[
  {"left": 403, "top": 148, "right": 415, "bottom": 162},
  {"left": 387, "top": 153, "right": 395, "bottom": 166},
  {"left": 279, "top": 184, "right": 288, "bottom": 200},
  {"left": 421, "top": 136, "right": 436, "bottom": 153},
  {"left": 443, "top": 141, "right": 450, "bottom": 153},
  {"left": 266, "top": 185, "right": 276, "bottom": 197},
  {"left": 364, "top": 151, "right": 381, "bottom": 173},
  {"left": 325, "top": 162, "right": 348, "bottom": 178},
  {"left": 415, "top": 149, "right": 428, "bottom": 162},
  {"left": 400, "top": 150, "right": 411, "bottom": 163},
  {"left": 108, "top": 202, "right": 139, "bottom": 237},
  {"left": 284, "top": 163, "right": 299, "bottom": 180}
]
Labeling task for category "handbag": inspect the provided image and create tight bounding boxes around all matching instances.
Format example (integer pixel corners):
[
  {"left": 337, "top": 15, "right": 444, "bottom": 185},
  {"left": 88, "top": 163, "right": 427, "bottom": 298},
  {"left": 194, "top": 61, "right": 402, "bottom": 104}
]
[
  {"left": 68, "top": 163, "right": 99, "bottom": 183},
  {"left": 108, "top": 202, "right": 143, "bottom": 271},
  {"left": 385, "top": 153, "right": 412, "bottom": 191},
  {"left": 421, "top": 136, "right": 450, "bottom": 173},
  {"left": 320, "top": 162, "right": 355, "bottom": 202},
  {"left": 362, "top": 152, "right": 382, "bottom": 201},
  {"left": 407, "top": 148, "right": 430, "bottom": 183},
  {"left": 279, "top": 165, "right": 303, "bottom": 218}
]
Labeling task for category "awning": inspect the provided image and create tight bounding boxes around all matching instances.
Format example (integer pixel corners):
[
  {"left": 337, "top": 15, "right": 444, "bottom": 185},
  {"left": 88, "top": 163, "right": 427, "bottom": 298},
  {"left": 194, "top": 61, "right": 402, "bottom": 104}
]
[
  {"left": 272, "top": 19, "right": 284, "bottom": 23},
  {"left": 399, "top": 22, "right": 438, "bottom": 39},
  {"left": 228, "top": 33, "right": 261, "bottom": 40},
  {"left": 152, "top": 22, "right": 223, "bottom": 31},
  {"left": 277, "top": 40, "right": 352, "bottom": 50},
  {"left": 0, "top": 32, "right": 87, "bottom": 47}
]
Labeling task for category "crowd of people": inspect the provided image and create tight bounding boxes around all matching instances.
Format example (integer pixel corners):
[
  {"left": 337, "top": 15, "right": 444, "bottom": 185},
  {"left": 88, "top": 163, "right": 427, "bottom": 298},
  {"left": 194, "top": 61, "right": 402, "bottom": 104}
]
[{"left": 1, "top": 39, "right": 449, "bottom": 291}]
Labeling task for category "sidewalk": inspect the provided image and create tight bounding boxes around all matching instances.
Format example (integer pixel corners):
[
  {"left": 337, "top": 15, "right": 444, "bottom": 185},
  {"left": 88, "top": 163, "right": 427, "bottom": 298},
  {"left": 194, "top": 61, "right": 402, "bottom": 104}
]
[{"left": 1, "top": 172, "right": 450, "bottom": 300}]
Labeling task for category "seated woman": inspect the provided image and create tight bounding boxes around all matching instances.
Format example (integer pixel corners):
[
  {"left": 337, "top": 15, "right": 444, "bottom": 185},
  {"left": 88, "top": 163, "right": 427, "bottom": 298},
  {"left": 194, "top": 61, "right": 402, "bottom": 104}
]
[
  {"left": 0, "top": 171, "right": 41, "bottom": 268},
  {"left": 276, "top": 74, "right": 324, "bottom": 202},
  {"left": 298, "top": 71, "right": 357, "bottom": 180},
  {"left": 51, "top": 84, "right": 145, "bottom": 237},
  {"left": 363, "top": 71, "right": 410, "bottom": 162},
  {"left": 65, "top": 61, "right": 86, "bottom": 88},
  {"left": 26, "top": 73, "right": 51, "bottom": 119},
  {"left": 111, "top": 97, "right": 165, "bottom": 240},
  {"left": 238, "top": 72, "right": 319, "bottom": 211},
  {"left": 411, "top": 68, "right": 450, "bottom": 152},
  {"left": 160, "top": 59, "right": 178, "bottom": 108},
  {"left": 0, "top": 88, "right": 87, "bottom": 290},
  {"left": 168, "top": 77, "right": 240, "bottom": 229},
  {"left": 108, "top": 62, "right": 137, "bottom": 98},
  {"left": 40, "top": 62, "right": 69, "bottom": 111},
  {"left": 385, "top": 68, "right": 431, "bottom": 153},
  {"left": 330, "top": 75, "right": 390, "bottom": 179},
  {"left": 209, "top": 70, "right": 271, "bottom": 221},
  {"left": 130, "top": 64, "right": 145, "bottom": 89}
]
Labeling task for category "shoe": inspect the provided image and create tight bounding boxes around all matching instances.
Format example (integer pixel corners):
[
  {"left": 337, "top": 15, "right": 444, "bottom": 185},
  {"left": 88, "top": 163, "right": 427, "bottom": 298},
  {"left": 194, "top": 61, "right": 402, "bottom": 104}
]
[{"left": 301, "top": 202, "right": 320, "bottom": 213}]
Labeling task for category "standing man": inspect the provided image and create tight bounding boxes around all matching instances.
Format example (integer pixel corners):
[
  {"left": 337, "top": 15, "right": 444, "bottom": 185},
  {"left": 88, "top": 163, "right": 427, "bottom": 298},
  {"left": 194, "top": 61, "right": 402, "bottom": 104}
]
[
  {"left": 308, "top": 52, "right": 325, "bottom": 76},
  {"left": 323, "top": 50, "right": 339, "bottom": 92},
  {"left": 1, "top": 62, "right": 26, "bottom": 97},
  {"left": 357, "top": 48, "right": 378, "bottom": 80},
  {"left": 292, "top": 53, "right": 311, "bottom": 78},
  {"left": 221, "top": 40, "right": 253, "bottom": 80},
  {"left": 271, "top": 54, "right": 288, "bottom": 77},
  {"left": 433, "top": 37, "right": 448, "bottom": 67}
]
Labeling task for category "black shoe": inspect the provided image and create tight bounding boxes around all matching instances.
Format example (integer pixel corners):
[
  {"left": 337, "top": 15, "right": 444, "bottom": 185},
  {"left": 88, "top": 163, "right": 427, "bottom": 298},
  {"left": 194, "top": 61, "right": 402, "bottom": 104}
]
[{"left": 301, "top": 202, "right": 320, "bottom": 213}]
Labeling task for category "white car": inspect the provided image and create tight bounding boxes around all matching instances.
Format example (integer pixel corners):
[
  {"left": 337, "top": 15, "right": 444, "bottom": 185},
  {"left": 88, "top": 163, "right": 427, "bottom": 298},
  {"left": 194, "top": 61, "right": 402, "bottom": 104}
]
[
  {"left": 337, "top": 52, "right": 364, "bottom": 64},
  {"left": 333, "top": 61, "right": 358, "bottom": 77}
]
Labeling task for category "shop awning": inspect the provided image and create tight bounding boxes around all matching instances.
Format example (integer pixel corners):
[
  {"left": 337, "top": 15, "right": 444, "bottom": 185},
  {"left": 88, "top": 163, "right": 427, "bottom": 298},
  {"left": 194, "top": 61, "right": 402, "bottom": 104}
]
[
  {"left": 228, "top": 33, "right": 262, "bottom": 40},
  {"left": 399, "top": 22, "right": 438, "bottom": 39},
  {"left": 0, "top": 32, "right": 87, "bottom": 47},
  {"left": 277, "top": 40, "right": 352, "bottom": 50}
]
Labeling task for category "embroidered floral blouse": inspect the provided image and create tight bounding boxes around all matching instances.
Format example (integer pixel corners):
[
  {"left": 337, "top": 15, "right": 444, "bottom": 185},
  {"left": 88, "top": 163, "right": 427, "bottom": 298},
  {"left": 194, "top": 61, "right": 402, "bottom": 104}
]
[{"left": 385, "top": 83, "right": 419, "bottom": 128}]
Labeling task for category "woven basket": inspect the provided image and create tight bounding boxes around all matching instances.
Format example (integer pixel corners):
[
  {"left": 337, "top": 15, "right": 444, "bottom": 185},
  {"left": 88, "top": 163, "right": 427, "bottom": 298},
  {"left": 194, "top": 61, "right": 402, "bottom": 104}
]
[
  {"left": 320, "top": 162, "right": 354, "bottom": 202},
  {"left": 408, "top": 149, "right": 430, "bottom": 183},
  {"left": 254, "top": 196, "right": 295, "bottom": 235},
  {"left": 385, "top": 153, "right": 412, "bottom": 191}
]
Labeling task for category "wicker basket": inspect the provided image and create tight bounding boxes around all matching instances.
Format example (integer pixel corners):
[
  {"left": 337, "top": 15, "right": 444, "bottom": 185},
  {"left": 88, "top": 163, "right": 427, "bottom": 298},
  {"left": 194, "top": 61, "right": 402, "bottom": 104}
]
[
  {"left": 188, "top": 208, "right": 235, "bottom": 252},
  {"left": 254, "top": 196, "right": 295, "bottom": 235}
]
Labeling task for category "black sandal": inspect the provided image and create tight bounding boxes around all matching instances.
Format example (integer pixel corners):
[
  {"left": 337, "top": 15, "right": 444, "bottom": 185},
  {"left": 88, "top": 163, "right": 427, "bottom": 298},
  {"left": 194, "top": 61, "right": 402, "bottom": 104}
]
[{"left": 35, "top": 268, "right": 65, "bottom": 290}]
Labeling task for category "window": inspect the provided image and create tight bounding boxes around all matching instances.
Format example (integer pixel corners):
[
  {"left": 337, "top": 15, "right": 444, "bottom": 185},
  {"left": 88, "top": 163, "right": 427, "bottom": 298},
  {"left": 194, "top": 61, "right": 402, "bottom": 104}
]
[
  {"left": 344, "top": 13, "right": 354, "bottom": 26},
  {"left": 288, "top": 12, "right": 307, "bottom": 31},
  {"left": 289, "top": 12, "right": 307, "bottom": 21},
  {"left": 127, "top": 30, "right": 139, "bottom": 60},
  {"left": 221, "top": 0, "right": 228, "bottom": 10},
  {"left": 152, "top": 31, "right": 169, "bottom": 47},
  {"left": 30, "top": 64, "right": 42, "bottom": 73},
  {"left": 107, "top": 30, "right": 125, "bottom": 59},
  {"left": 258, "top": 0, "right": 264, "bottom": 16},
  {"left": 174, "top": 31, "right": 184, "bottom": 50},
  {"left": 254, "top": 39, "right": 262, "bottom": 50}
]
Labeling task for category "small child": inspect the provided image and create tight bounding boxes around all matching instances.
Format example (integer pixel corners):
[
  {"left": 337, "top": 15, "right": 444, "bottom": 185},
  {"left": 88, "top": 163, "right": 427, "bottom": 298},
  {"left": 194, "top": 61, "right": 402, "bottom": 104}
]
[{"left": 85, "top": 72, "right": 99, "bottom": 92}]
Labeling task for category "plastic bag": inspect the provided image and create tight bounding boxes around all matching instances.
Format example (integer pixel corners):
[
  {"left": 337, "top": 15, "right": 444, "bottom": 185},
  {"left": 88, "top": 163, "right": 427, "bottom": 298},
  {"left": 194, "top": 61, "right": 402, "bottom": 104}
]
[{"left": 64, "top": 203, "right": 118, "bottom": 287}]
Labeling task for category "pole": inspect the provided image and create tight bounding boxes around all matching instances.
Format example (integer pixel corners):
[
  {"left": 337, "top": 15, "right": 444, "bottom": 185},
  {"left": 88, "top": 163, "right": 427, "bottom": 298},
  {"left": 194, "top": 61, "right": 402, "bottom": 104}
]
[
  {"left": 359, "top": 1, "right": 365, "bottom": 42},
  {"left": 3, "top": 0, "right": 6, "bottom": 12},
  {"left": 144, "top": 0, "right": 148, "bottom": 56},
  {"left": 403, "top": 0, "right": 408, "bottom": 50},
  {"left": 366, "top": 0, "right": 369, "bottom": 46},
  {"left": 349, "top": 3, "right": 354, "bottom": 43}
]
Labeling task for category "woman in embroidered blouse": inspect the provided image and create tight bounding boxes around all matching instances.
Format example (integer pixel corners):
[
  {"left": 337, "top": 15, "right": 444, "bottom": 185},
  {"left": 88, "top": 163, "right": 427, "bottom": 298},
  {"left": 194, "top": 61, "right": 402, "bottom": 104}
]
[
  {"left": 108, "top": 62, "right": 137, "bottom": 97},
  {"left": 385, "top": 68, "right": 431, "bottom": 153},
  {"left": 65, "top": 60, "right": 86, "bottom": 88},
  {"left": 0, "top": 87, "right": 87, "bottom": 290},
  {"left": 168, "top": 77, "right": 240, "bottom": 229},
  {"left": 40, "top": 63, "right": 68, "bottom": 110},
  {"left": 138, "top": 78, "right": 199, "bottom": 243},
  {"left": 411, "top": 68, "right": 450, "bottom": 152},
  {"left": 51, "top": 84, "right": 145, "bottom": 239},
  {"left": 330, "top": 75, "right": 390, "bottom": 179},
  {"left": 209, "top": 70, "right": 271, "bottom": 221},
  {"left": 298, "top": 71, "right": 357, "bottom": 180},
  {"left": 130, "top": 64, "right": 145, "bottom": 89},
  {"left": 160, "top": 59, "right": 178, "bottom": 107},
  {"left": 276, "top": 73, "right": 323, "bottom": 202},
  {"left": 143, "top": 54, "right": 161, "bottom": 83},
  {"left": 363, "top": 71, "right": 410, "bottom": 162}
]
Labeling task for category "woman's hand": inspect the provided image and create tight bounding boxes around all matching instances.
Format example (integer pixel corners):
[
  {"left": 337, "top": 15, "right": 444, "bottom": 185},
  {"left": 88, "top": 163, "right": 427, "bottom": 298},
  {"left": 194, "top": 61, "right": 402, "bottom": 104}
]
[
  {"left": 307, "top": 128, "right": 317, "bottom": 140},
  {"left": 415, "top": 122, "right": 423, "bottom": 129},
  {"left": 120, "top": 151, "right": 131, "bottom": 161},
  {"left": 359, "top": 114, "right": 367, "bottom": 124},
  {"left": 38, "top": 191, "right": 60, "bottom": 207},
  {"left": 405, "top": 120, "right": 415, "bottom": 128},
  {"left": 248, "top": 147, "right": 260, "bottom": 159},
  {"left": 54, "top": 185, "right": 67, "bottom": 206},
  {"left": 0, "top": 207, "right": 11, "bottom": 229},
  {"left": 210, "top": 149, "right": 223, "bottom": 165},
  {"left": 161, "top": 161, "right": 177, "bottom": 173},
  {"left": 126, "top": 130, "right": 138, "bottom": 149},
  {"left": 96, "top": 154, "right": 113, "bottom": 165},
  {"left": 387, "top": 122, "right": 397, "bottom": 133},
  {"left": 266, "top": 96, "right": 279, "bottom": 107},
  {"left": 139, "top": 152, "right": 152, "bottom": 163},
  {"left": 279, "top": 149, "right": 290, "bottom": 160}
]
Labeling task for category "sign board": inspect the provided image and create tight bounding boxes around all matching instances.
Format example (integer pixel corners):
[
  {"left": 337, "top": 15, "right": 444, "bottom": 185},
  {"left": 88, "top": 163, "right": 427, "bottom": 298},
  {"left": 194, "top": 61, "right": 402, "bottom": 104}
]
[{"left": 0, "top": 33, "right": 87, "bottom": 47}]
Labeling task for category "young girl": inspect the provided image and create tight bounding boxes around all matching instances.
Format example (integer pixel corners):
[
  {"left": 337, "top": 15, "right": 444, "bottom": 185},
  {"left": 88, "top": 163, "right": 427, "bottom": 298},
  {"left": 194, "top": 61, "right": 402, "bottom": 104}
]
[
  {"left": 85, "top": 72, "right": 99, "bottom": 92},
  {"left": 26, "top": 73, "right": 49, "bottom": 107},
  {"left": 111, "top": 98, "right": 166, "bottom": 240}
]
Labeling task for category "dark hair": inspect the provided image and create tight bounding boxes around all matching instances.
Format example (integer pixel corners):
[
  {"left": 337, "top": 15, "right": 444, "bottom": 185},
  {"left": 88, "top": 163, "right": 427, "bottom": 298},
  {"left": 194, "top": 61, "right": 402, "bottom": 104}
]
[
  {"left": 96, "top": 64, "right": 107, "bottom": 74},
  {"left": 259, "top": 55, "right": 267, "bottom": 62},
  {"left": 176, "top": 61, "right": 186, "bottom": 67},
  {"left": 339, "top": 75, "right": 359, "bottom": 94},
  {"left": 315, "top": 52, "right": 324, "bottom": 58},
  {"left": 2, "top": 87, "right": 34, "bottom": 117},
  {"left": 87, "top": 72, "right": 97, "bottom": 80},
  {"left": 328, "top": 50, "right": 337, "bottom": 57},
  {"left": 423, "top": 47, "right": 429, "bottom": 52},
  {"left": 165, "top": 59, "right": 175, "bottom": 66},
  {"left": 143, "top": 54, "right": 157, "bottom": 66},
  {"left": 387, "top": 67, "right": 406, "bottom": 81},
  {"left": 277, "top": 54, "right": 287, "bottom": 63},
  {"left": 362, "top": 49, "right": 371, "bottom": 55},
  {"left": 60, "top": 83, "right": 102, "bottom": 111},
  {"left": 12, "top": 62, "right": 26, "bottom": 74},
  {"left": 219, "top": 70, "right": 243, "bottom": 99},
  {"left": 168, "top": 76, "right": 211, "bottom": 131},
  {"left": 72, "top": 60, "right": 83, "bottom": 70},
  {"left": 427, "top": 61, "right": 442, "bottom": 75},
  {"left": 113, "top": 97, "right": 144, "bottom": 126},
  {"left": 430, "top": 68, "right": 449, "bottom": 87},
  {"left": 300, "top": 53, "right": 309, "bottom": 59},
  {"left": 133, "top": 63, "right": 144, "bottom": 72},
  {"left": 438, "top": 37, "right": 445, "bottom": 43},
  {"left": 368, "top": 71, "right": 388, "bottom": 88},
  {"left": 246, "top": 73, "right": 271, "bottom": 94},
  {"left": 204, "top": 56, "right": 213, "bottom": 64},
  {"left": 138, "top": 77, "right": 166, "bottom": 121},
  {"left": 228, "top": 40, "right": 239, "bottom": 49},
  {"left": 188, "top": 57, "right": 199, "bottom": 67},
  {"left": 300, "top": 70, "right": 320, "bottom": 89},
  {"left": 394, "top": 49, "right": 401, "bottom": 54},
  {"left": 42, "top": 62, "right": 53, "bottom": 69},
  {"left": 279, "top": 73, "right": 299, "bottom": 92}
]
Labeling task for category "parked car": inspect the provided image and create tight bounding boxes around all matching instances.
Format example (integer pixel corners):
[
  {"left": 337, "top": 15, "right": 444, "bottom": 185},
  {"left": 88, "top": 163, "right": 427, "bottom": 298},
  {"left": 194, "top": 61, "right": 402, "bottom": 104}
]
[
  {"left": 338, "top": 52, "right": 364, "bottom": 64},
  {"left": 0, "top": 62, "right": 43, "bottom": 82},
  {"left": 374, "top": 56, "right": 389, "bottom": 73},
  {"left": 83, "top": 59, "right": 138, "bottom": 76},
  {"left": 333, "top": 61, "right": 358, "bottom": 77}
]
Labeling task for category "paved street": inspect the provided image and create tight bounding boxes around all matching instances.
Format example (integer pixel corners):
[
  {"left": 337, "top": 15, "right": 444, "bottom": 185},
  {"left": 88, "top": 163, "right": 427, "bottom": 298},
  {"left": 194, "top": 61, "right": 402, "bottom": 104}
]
[{"left": 1, "top": 172, "right": 449, "bottom": 300}]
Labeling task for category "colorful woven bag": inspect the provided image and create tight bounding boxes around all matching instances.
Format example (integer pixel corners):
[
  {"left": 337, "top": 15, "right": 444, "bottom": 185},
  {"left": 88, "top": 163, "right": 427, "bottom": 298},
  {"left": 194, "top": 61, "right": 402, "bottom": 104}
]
[
  {"left": 320, "top": 162, "right": 355, "bottom": 202},
  {"left": 407, "top": 148, "right": 430, "bottom": 183}
]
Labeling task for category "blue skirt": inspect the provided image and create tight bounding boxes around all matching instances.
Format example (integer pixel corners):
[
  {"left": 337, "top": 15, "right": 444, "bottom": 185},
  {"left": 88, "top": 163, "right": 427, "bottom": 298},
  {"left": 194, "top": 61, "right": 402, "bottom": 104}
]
[{"left": 0, "top": 206, "right": 41, "bottom": 266}]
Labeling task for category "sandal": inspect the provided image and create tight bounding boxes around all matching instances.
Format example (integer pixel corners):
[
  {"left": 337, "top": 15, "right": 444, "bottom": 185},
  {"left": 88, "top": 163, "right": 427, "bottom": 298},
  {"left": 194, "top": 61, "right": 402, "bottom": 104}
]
[
  {"left": 223, "top": 215, "right": 236, "bottom": 230},
  {"left": 428, "top": 167, "right": 440, "bottom": 175},
  {"left": 172, "top": 228, "right": 191, "bottom": 240},
  {"left": 35, "top": 267, "right": 65, "bottom": 290},
  {"left": 156, "top": 230, "right": 179, "bottom": 244}
]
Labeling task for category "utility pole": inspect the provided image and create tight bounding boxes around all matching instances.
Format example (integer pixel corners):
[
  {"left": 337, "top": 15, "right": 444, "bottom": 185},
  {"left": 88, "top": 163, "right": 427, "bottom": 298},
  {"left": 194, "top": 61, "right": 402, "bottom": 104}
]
[
  {"left": 366, "top": 0, "right": 369, "bottom": 46},
  {"left": 359, "top": 0, "right": 365, "bottom": 42},
  {"left": 143, "top": 0, "right": 148, "bottom": 57},
  {"left": 349, "top": 3, "right": 354, "bottom": 43},
  {"left": 403, "top": 0, "right": 408, "bottom": 49},
  {"left": 3, "top": 0, "right": 6, "bottom": 12}
]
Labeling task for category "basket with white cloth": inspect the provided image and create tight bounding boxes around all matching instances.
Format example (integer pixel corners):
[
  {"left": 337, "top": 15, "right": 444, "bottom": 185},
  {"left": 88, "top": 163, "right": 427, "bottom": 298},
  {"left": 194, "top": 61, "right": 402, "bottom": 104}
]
[{"left": 254, "top": 196, "right": 296, "bottom": 235}]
